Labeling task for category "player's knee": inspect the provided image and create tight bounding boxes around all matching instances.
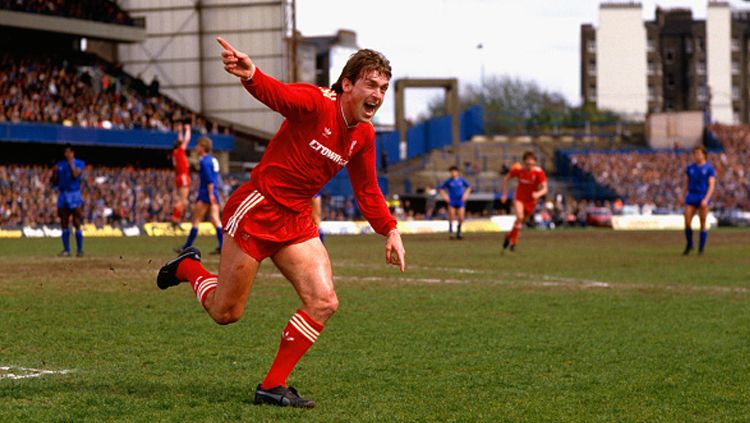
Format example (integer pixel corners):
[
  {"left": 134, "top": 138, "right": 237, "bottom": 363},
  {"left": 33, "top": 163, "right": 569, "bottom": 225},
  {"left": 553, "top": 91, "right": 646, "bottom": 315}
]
[
  {"left": 212, "top": 308, "right": 243, "bottom": 325},
  {"left": 311, "top": 292, "right": 338, "bottom": 319}
]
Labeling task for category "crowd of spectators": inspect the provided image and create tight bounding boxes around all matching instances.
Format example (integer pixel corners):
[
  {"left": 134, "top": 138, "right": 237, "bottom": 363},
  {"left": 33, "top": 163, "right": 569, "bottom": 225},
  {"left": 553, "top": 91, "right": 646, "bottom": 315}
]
[
  {"left": 0, "top": 52, "right": 223, "bottom": 133},
  {"left": 0, "top": 0, "right": 134, "bottom": 26},
  {"left": 570, "top": 124, "right": 750, "bottom": 212},
  {"left": 0, "top": 164, "right": 244, "bottom": 228}
]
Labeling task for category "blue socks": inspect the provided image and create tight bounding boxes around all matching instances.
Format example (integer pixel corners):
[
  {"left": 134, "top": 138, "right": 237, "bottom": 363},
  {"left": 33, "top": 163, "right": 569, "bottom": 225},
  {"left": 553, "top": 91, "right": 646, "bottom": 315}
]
[
  {"left": 62, "top": 228, "right": 71, "bottom": 252},
  {"left": 684, "top": 227, "right": 693, "bottom": 249},
  {"left": 318, "top": 227, "right": 325, "bottom": 243},
  {"left": 75, "top": 229, "right": 83, "bottom": 253},
  {"left": 699, "top": 230, "right": 708, "bottom": 252},
  {"left": 183, "top": 227, "right": 199, "bottom": 249},
  {"left": 216, "top": 227, "right": 223, "bottom": 249}
]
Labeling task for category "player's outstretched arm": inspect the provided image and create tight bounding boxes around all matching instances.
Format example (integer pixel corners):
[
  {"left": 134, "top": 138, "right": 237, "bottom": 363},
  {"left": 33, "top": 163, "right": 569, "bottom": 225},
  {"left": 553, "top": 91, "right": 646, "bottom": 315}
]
[
  {"left": 385, "top": 229, "right": 406, "bottom": 272},
  {"left": 217, "top": 36, "right": 320, "bottom": 119},
  {"left": 217, "top": 37, "right": 255, "bottom": 80},
  {"left": 182, "top": 123, "right": 191, "bottom": 148}
]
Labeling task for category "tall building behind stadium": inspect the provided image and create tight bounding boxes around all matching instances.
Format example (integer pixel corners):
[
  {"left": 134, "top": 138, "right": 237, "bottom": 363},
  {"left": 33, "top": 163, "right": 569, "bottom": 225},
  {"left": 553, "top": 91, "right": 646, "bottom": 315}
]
[{"left": 581, "top": 1, "right": 748, "bottom": 124}]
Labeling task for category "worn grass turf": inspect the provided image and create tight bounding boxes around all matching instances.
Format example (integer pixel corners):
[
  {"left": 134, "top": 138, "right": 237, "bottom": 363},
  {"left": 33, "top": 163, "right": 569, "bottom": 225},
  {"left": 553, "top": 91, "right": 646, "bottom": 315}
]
[{"left": 1, "top": 229, "right": 749, "bottom": 422}]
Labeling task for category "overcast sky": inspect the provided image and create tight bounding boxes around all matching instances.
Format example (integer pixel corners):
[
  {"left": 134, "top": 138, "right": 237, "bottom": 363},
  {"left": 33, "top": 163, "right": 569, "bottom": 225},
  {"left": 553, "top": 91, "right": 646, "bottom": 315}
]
[{"left": 297, "top": 0, "right": 749, "bottom": 125}]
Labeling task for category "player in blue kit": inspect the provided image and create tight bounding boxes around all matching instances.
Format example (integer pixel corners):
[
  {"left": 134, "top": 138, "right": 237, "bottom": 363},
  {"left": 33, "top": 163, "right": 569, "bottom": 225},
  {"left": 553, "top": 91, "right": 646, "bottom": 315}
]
[
  {"left": 439, "top": 166, "right": 472, "bottom": 239},
  {"left": 52, "top": 144, "right": 85, "bottom": 257},
  {"left": 683, "top": 145, "right": 716, "bottom": 256},
  {"left": 177, "top": 137, "right": 224, "bottom": 254}
]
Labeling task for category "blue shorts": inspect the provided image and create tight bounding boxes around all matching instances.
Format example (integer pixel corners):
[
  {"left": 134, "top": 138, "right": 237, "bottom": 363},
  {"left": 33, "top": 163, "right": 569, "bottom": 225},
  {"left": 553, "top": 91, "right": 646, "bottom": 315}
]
[
  {"left": 57, "top": 191, "right": 83, "bottom": 209},
  {"left": 685, "top": 193, "right": 706, "bottom": 208},
  {"left": 197, "top": 188, "right": 221, "bottom": 205},
  {"left": 449, "top": 198, "right": 465, "bottom": 209}
]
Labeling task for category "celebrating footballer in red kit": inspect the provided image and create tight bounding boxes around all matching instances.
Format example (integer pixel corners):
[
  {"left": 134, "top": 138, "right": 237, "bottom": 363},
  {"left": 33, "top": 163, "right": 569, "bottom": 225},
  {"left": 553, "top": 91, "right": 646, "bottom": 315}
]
[
  {"left": 157, "top": 36, "right": 405, "bottom": 408},
  {"left": 501, "top": 151, "right": 548, "bottom": 252}
]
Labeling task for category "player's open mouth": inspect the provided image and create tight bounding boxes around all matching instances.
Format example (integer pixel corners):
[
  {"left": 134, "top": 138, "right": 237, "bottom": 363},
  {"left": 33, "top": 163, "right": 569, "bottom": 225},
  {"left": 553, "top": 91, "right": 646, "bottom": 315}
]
[{"left": 363, "top": 101, "right": 377, "bottom": 116}]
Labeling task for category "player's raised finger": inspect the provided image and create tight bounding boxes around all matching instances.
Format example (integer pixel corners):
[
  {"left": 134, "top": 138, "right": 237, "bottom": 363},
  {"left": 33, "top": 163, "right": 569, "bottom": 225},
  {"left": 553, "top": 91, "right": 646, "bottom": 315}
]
[
  {"left": 216, "top": 37, "right": 239, "bottom": 54},
  {"left": 398, "top": 250, "right": 405, "bottom": 272}
]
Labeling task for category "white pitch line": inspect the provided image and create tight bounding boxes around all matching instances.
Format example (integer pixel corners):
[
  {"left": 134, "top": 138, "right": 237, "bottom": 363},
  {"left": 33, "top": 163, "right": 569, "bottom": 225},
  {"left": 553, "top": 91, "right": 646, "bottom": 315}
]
[{"left": 0, "top": 366, "right": 73, "bottom": 380}]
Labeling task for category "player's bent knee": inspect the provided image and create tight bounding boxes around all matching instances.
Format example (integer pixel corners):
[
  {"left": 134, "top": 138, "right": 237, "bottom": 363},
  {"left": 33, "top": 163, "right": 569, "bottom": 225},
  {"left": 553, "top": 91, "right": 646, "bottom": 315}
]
[
  {"left": 309, "top": 292, "right": 339, "bottom": 320},
  {"left": 212, "top": 307, "right": 244, "bottom": 325}
]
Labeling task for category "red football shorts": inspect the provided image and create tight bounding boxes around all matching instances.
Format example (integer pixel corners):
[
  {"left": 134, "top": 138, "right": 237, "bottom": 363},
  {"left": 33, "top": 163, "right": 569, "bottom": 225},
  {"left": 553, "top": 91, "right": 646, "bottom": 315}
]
[
  {"left": 517, "top": 199, "right": 536, "bottom": 217},
  {"left": 175, "top": 173, "right": 190, "bottom": 188},
  {"left": 221, "top": 182, "right": 319, "bottom": 261}
]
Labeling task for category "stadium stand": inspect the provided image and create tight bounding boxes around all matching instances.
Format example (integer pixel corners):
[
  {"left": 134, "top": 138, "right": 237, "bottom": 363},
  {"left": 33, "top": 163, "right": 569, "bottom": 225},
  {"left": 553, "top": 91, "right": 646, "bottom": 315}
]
[
  {"left": 564, "top": 124, "right": 749, "bottom": 212},
  {"left": 0, "top": 0, "right": 134, "bottom": 26},
  {"left": 0, "top": 51, "right": 222, "bottom": 133}
]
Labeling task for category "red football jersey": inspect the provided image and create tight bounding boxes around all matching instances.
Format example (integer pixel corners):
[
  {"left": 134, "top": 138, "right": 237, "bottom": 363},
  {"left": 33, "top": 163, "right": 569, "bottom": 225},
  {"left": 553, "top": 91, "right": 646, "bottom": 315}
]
[
  {"left": 239, "top": 69, "right": 396, "bottom": 236},
  {"left": 509, "top": 163, "right": 546, "bottom": 202},
  {"left": 172, "top": 146, "right": 189, "bottom": 176}
]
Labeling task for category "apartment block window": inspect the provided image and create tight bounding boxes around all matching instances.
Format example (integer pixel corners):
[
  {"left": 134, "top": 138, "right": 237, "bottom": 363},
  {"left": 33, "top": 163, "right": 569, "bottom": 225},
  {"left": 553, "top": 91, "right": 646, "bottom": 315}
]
[
  {"left": 697, "top": 60, "right": 706, "bottom": 75},
  {"left": 685, "top": 39, "right": 693, "bottom": 54},
  {"left": 732, "top": 61, "right": 740, "bottom": 75},
  {"left": 664, "top": 48, "right": 675, "bottom": 65},
  {"left": 647, "top": 60, "right": 656, "bottom": 75},
  {"left": 588, "top": 59, "right": 596, "bottom": 75},
  {"left": 666, "top": 73, "right": 675, "bottom": 88},
  {"left": 648, "top": 86, "right": 657, "bottom": 102},
  {"left": 697, "top": 85, "right": 707, "bottom": 102},
  {"left": 587, "top": 39, "right": 595, "bottom": 53},
  {"left": 732, "top": 38, "right": 740, "bottom": 52},
  {"left": 647, "top": 39, "right": 656, "bottom": 52},
  {"left": 733, "top": 86, "right": 741, "bottom": 100},
  {"left": 697, "top": 37, "right": 704, "bottom": 52}
]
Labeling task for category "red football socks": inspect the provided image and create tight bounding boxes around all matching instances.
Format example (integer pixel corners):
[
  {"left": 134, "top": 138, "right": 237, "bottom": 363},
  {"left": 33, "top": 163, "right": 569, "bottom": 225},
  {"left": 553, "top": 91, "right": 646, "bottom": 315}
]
[
  {"left": 507, "top": 223, "right": 522, "bottom": 245},
  {"left": 176, "top": 259, "right": 217, "bottom": 307},
  {"left": 261, "top": 310, "right": 324, "bottom": 389},
  {"left": 171, "top": 206, "right": 182, "bottom": 221}
]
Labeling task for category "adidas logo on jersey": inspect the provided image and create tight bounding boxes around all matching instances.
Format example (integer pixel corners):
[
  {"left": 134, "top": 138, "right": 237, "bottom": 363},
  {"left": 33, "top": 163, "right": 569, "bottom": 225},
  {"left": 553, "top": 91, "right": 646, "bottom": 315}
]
[{"left": 319, "top": 87, "right": 337, "bottom": 101}]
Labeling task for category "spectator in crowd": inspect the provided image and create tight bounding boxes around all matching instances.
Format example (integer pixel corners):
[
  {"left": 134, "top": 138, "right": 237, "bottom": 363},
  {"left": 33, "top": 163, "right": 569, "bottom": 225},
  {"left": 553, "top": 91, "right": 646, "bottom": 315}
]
[
  {"left": 0, "top": 0, "right": 135, "bottom": 26},
  {"left": 0, "top": 52, "right": 223, "bottom": 133},
  {"left": 571, "top": 124, "right": 749, "bottom": 212}
]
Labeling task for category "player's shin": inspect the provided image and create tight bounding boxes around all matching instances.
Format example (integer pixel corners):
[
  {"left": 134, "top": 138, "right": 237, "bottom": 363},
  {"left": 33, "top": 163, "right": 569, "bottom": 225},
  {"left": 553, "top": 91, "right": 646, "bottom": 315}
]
[
  {"left": 261, "top": 310, "right": 324, "bottom": 389},
  {"left": 61, "top": 228, "right": 71, "bottom": 252},
  {"left": 216, "top": 227, "right": 223, "bottom": 249},
  {"left": 183, "top": 227, "right": 199, "bottom": 249},
  {"left": 699, "top": 230, "right": 708, "bottom": 252},
  {"left": 684, "top": 227, "right": 694, "bottom": 249},
  {"left": 75, "top": 229, "right": 83, "bottom": 253}
]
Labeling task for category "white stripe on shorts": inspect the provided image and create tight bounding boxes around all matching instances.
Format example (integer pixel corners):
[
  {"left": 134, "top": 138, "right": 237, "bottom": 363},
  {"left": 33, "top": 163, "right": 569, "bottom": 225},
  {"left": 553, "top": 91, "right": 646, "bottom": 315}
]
[{"left": 226, "top": 190, "right": 265, "bottom": 236}]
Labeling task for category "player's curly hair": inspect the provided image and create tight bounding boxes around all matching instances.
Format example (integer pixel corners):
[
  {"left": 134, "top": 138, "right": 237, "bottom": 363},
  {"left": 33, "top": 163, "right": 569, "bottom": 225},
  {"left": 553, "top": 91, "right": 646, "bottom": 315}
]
[
  {"left": 331, "top": 49, "right": 391, "bottom": 94},
  {"left": 522, "top": 151, "right": 536, "bottom": 161}
]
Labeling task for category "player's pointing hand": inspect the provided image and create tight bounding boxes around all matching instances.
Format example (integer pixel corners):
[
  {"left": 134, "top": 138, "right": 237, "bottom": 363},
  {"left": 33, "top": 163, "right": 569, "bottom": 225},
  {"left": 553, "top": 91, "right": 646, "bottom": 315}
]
[
  {"left": 216, "top": 37, "right": 256, "bottom": 80},
  {"left": 385, "top": 230, "right": 406, "bottom": 272}
]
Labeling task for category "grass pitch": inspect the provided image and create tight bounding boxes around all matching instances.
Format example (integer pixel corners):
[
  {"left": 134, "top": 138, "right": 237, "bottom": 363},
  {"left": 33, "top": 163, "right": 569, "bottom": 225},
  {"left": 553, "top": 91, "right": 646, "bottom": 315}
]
[{"left": 1, "top": 229, "right": 749, "bottom": 422}]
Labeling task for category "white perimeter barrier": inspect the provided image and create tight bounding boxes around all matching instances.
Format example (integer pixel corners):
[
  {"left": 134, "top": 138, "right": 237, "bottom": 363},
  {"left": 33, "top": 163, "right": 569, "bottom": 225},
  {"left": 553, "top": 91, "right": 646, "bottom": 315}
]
[{"left": 612, "top": 214, "right": 717, "bottom": 230}]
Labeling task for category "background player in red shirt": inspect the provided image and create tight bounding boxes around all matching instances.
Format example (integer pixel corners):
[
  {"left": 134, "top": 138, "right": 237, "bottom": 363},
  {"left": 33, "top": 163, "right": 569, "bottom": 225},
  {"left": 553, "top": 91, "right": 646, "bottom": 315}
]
[
  {"left": 500, "top": 151, "right": 547, "bottom": 252},
  {"left": 157, "top": 37, "right": 405, "bottom": 408},
  {"left": 170, "top": 123, "right": 191, "bottom": 227}
]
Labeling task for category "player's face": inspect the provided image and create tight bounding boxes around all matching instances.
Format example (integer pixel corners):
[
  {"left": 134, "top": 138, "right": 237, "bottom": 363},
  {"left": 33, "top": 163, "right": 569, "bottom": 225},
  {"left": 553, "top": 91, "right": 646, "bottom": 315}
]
[
  {"left": 342, "top": 70, "right": 389, "bottom": 124},
  {"left": 693, "top": 149, "right": 706, "bottom": 163},
  {"left": 64, "top": 148, "right": 74, "bottom": 161},
  {"left": 523, "top": 157, "right": 536, "bottom": 169},
  {"left": 450, "top": 169, "right": 459, "bottom": 178}
]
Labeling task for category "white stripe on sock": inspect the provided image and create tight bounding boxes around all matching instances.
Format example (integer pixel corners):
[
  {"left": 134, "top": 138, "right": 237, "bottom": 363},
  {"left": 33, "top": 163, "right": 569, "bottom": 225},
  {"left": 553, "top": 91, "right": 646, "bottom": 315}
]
[
  {"left": 289, "top": 319, "right": 317, "bottom": 343},
  {"left": 291, "top": 314, "right": 320, "bottom": 337}
]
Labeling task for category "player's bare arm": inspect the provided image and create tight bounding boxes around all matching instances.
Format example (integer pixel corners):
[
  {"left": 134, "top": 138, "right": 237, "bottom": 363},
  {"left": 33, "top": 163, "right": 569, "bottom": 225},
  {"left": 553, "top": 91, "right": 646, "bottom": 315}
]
[
  {"left": 439, "top": 188, "right": 450, "bottom": 203},
  {"left": 532, "top": 181, "right": 548, "bottom": 200},
  {"left": 217, "top": 37, "right": 255, "bottom": 80},
  {"left": 462, "top": 187, "right": 472, "bottom": 203},
  {"left": 181, "top": 123, "right": 191, "bottom": 149},
  {"left": 702, "top": 176, "right": 716, "bottom": 207}
]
